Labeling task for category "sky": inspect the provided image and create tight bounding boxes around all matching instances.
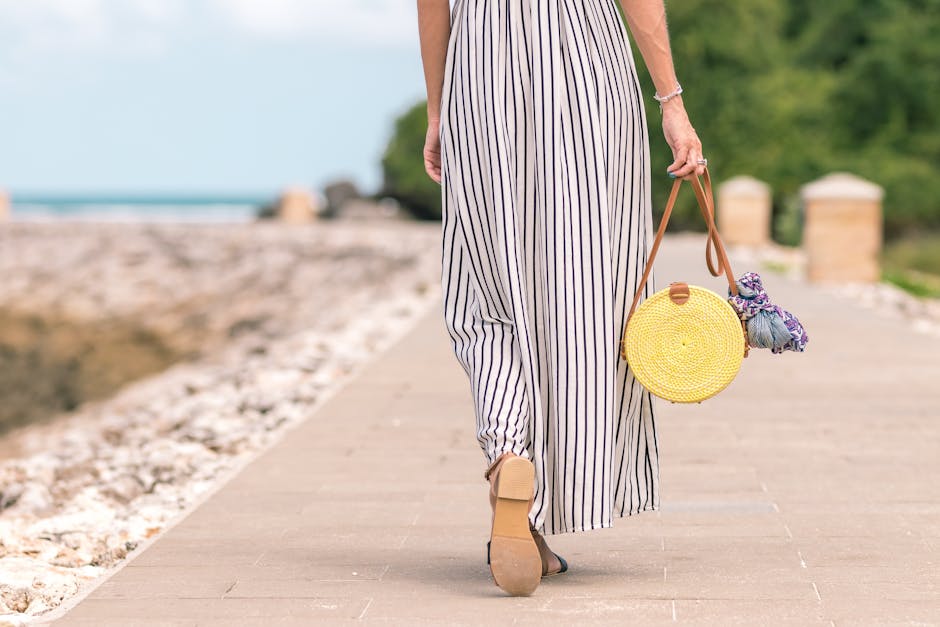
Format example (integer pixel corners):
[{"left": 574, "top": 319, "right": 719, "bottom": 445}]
[{"left": 0, "top": 0, "right": 436, "bottom": 195}]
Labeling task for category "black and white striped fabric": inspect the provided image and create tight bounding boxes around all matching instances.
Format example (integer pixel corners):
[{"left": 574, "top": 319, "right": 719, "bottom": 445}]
[{"left": 438, "top": 0, "right": 660, "bottom": 535}]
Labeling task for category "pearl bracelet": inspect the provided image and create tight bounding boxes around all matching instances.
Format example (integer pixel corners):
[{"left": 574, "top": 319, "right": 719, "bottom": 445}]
[{"left": 653, "top": 83, "right": 683, "bottom": 110}]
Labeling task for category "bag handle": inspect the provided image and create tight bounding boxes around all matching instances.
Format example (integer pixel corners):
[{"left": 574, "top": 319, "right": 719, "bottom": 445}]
[{"left": 625, "top": 167, "right": 739, "bottom": 329}]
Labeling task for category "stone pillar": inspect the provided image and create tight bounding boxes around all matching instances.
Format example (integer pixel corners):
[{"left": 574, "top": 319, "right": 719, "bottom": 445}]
[
  {"left": 275, "top": 187, "right": 318, "bottom": 224},
  {"left": 717, "top": 176, "right": 772, "bottom": 246},
  {"left": 801, "top": 172, "right": 883, "bottom": 283},
  {"left": 0, "top": 189, "right": 10, "bottom": 222}
]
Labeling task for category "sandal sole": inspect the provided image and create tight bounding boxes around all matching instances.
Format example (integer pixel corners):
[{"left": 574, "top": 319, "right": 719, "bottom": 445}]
[{"left": 489, "top": 457, "right": 541, "bottom": 596}]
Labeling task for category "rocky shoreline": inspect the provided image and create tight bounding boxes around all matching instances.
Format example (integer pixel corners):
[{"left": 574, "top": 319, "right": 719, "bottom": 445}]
[
  {"left": 0, "top": 310, "right": 182, "bottom": 436},
  {"left": 0, "top": 220, "right": 442, "bottom": 622}
]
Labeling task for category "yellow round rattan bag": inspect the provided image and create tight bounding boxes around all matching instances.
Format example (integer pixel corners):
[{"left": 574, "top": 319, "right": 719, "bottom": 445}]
[
  {"left": 619, "top": 168, "right": 749, "bottom": 404},
  {"left": 623, "top": 283, "right": 745, "bottom": 403}
]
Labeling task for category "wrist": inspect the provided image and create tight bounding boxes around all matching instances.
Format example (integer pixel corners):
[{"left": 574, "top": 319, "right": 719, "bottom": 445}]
[
  {"left": 653, "top": 81, "right": 682, "bottom": 104},
  {"left": 653, "top": 81, "right": 685, "bottom": 115},
  {"left": 660, "top": 95, "right": 686, "bottom": 112}
]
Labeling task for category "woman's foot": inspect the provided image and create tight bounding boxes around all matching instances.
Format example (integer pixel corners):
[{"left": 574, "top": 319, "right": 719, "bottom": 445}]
[
  {"left": 529, "top": 525, "right": 568, "bottom": 576},
  {"left": 485, "top": 453, "right": 542, "bottom": 596}
]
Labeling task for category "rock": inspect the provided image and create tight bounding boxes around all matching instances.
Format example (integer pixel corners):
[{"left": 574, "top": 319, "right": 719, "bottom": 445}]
[
  {"left": 336, "top": 198, "right": 403, "bottom": 220},
  {"left": 0, "top": 584, "right": 29, "bottom": 614},
  {"left": 322, "top": 179, "right": 361, "bottom": 218},
  {"left": 0, "top": 555, "right": 85, "bottom": 616},
  {"left": 255, "top": 201, "right": 277, "bottom": 220},
  {"left": 0, "top": 483, "right": 54, "bottom": 518},
  {"left": 100, "top": 474, "right": 143, "bottom": 505}
]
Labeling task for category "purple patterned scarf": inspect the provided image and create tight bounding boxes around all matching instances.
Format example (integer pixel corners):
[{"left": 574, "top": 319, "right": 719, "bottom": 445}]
[{"left": 726, "top": 271, "right": 809, "bottom": 353}]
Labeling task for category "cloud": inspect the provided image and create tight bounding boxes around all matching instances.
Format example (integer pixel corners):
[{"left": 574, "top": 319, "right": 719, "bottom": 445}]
[
  {"left": 0, "top": 0, "right": 184, "bottom": 56},
  {"left": 0, "top": 0, "right": 418, "bottom": 66},
  {"left": 207, "top": 0, "right": 417, "bottom": 46}
]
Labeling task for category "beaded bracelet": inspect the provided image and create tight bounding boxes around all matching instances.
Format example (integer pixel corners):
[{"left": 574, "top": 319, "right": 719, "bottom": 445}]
[{"left": 653, "top": 82, "right": 683, "bottom": 111}]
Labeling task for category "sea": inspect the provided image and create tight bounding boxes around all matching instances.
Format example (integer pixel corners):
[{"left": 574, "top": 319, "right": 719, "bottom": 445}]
[{"left": 8, "top": 194, "right": 272, "bottom": 223}]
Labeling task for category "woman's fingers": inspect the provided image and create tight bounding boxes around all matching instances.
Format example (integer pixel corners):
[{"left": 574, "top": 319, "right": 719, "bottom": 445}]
[
  {"left": 425, "top": 156, "right": 441, "bottom": 184},
  {"left": 671, "top": 146, "right": 697, "bottom": 178},
  {"left": 687, "top": 145, "right": 706, "bottom": 177},
  {"left": 424, "top": 124, "right": 442, "bottom": 184},
  {"left": 424, "top": 149, "right": 441, "bottom": 184},
  {"left": 671, "top": 140, "right": 705, "bottom": 179},
  {"left": 674, "top": 161, "right": 695, "bottom": 178},
  {"left": 667, "top": 145, "right": 689, "bottom": 177}
]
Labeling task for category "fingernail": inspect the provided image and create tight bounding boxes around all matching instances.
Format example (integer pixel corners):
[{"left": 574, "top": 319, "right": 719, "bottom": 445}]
[{"left": 668, "top": 172, "right": 677, "bottom": 179}]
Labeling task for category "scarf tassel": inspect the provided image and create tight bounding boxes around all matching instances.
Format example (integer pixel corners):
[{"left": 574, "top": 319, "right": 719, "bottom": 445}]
[{"left": 727, "top": 271, "right": 809, "bottom": 354}]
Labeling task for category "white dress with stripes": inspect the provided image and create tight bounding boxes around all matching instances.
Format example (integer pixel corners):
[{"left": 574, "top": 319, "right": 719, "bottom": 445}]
[{"left": 438, "top": 0, "right": 660, "bottom": 535}]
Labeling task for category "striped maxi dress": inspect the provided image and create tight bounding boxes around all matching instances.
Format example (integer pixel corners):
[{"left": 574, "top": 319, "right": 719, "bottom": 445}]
[{"left": 438, "top": 0, "right": 660, "bottom": 535}]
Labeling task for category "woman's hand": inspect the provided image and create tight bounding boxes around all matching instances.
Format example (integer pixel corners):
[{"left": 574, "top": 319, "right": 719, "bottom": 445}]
[
  {"left": 661, "top": 98, "right": 705, "bottom": 179},
  {"left": 424, "top": 115, "right": 442, "bottom": 184}
]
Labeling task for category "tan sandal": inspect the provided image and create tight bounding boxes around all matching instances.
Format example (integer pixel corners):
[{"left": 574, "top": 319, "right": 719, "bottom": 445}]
[{"left": 484, "top": 454, "right": 541, "bottom": 596}]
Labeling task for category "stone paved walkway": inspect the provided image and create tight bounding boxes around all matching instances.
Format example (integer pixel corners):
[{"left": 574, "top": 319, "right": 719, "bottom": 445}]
[{"left": 45, "top": 233, "right": 940, "bottom": 625}]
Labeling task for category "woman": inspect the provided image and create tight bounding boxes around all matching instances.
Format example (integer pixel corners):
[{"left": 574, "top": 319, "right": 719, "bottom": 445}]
[{"left": 416, "top": 0, "right": 706, "bottom": 596}]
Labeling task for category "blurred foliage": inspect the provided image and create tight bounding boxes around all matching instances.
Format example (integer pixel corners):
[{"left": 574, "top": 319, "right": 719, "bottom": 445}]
[
  {"left": 881, "top": 232, "right": 940, "bottom": 278},
  {"left": 380, "top": 101, "right": 442, "bottom": 220},
  {"left": 385, "top": 0, "right": 940, "bottom": 236},
  {"left": 881, "top": 268, "right": 940, "bottom": 298},
  {"left": 627, "top": 0, "right": 940, "bottom": 239}
]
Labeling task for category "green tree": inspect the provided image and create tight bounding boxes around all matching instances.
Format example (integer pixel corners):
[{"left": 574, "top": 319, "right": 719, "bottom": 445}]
[
  {"left": 380, "top": 101, "right": 442, "bottom": 220},
  {"left": 633, "top": 0, "right": 940, "bottom": 239},
  {"left": 818, "top": 0, "right": 940, "bottom": 237}
]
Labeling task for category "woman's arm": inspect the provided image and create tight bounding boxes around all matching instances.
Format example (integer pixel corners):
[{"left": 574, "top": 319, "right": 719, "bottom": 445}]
[
  {"left": 417, "top": 0, "right": 451, "bottom": 183},
  {"left": 619, "top": 0, "right": 705, "bottom": 179}
]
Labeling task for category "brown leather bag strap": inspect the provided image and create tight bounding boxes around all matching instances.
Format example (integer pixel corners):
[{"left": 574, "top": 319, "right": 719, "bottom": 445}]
[
  {"left": 690, "top": 168, "right": 734, "bottom": 284},
  {"left": 625, "top": 167, "right": 739, "bottom": 327},
  {"left": 625, "top": 177, "right": 681, "bottom": 324},
  {"left": 689, "top": 168, "right": 738, "bottom": 295},
  {"left": 695, "top": 169, "right": 722, "bottom": 277}
]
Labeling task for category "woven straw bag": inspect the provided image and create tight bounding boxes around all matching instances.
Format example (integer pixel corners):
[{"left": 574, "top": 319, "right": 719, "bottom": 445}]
[{"left": 620, "top": 167, "right": 749, "bottom": 404}]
